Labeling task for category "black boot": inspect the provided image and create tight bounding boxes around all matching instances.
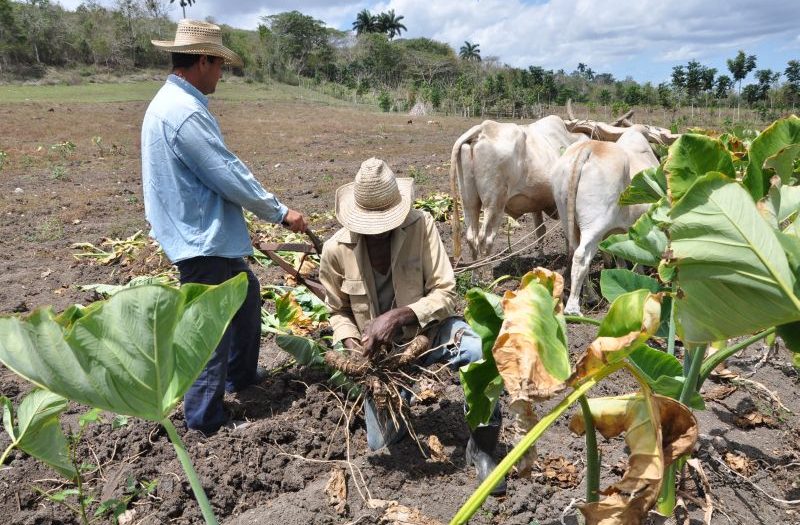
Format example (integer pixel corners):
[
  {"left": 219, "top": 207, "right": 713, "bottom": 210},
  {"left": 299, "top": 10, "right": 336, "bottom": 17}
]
[{"left": 466, "top": 423, "right": 507, "bottom": 496}]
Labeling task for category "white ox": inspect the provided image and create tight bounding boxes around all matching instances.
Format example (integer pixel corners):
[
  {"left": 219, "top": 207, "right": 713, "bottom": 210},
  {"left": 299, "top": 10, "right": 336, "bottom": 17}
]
[
  {"left": 449, "top": 116, "right": 586, "bottom": 264},
  {"left": 551, "top": 127, "right": 659, "bottom": 315}
]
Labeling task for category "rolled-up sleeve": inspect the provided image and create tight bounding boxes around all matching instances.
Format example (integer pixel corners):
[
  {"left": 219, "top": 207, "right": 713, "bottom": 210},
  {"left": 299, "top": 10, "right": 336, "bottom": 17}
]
[
  {"left": 172, "top": 112, "right": 288, "bottom": 224},
  {"left": 406, "top": 214, "right": 457, "bottom": 327},
  {"left": 319, "top": 242, "right": 362, "bottom": 343}
]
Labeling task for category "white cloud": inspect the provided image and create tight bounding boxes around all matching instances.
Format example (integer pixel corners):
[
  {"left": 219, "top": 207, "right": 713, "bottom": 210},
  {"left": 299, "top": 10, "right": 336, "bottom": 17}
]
[{"left": 54, "top": 0, "right": 800, "bottom": 82}]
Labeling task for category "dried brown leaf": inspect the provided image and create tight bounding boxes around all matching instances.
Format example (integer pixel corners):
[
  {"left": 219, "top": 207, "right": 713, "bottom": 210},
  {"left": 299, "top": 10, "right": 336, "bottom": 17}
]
[
  {"left": 723, "top": 452, "right": 756, "bottom": 476},
  {"left": 324, "top": 468, "right": 348, "bottom": 516},
  {"left": 733, "top": 410, "right": 778, "bottom": 429},
  {"left": 381, "top": 502, "right": 443, "bottom": 525},
  {"left": 569, "top": 394, "right": 698, "bottom": 525},
  {"left": 427, "top": 435, "right": 448, "bottom": 463},
  {"left": 702, "top": 385, "right": 737, "bottom": 402}
]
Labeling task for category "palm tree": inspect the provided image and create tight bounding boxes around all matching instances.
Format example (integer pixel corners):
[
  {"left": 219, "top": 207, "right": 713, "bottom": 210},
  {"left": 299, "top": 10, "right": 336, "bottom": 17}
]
[
  {"left": 169, "top": 0, "right": 195, "bottom": 18},
  {"left": 352, "top": 9, "right": 378, "bottom": 35},
  {"left": 377, "top": 9, "right": 407, "bottom": 40},
  {"left": 459, "top": 41, "right": 481, "bottom": 61}
]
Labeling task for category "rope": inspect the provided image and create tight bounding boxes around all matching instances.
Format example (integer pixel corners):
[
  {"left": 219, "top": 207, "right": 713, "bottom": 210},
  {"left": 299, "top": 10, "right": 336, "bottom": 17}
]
[{"left": 454, "top": 221, "right": 562, "bottom": 274}]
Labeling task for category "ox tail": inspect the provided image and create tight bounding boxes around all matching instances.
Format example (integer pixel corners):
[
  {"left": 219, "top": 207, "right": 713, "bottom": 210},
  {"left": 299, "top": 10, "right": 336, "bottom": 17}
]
[
  {"left": 566, "top": 144, "right": 593, "bottom": 260},
  {"left": 449, "top": 124, "right": 484, "bottom": 262}
]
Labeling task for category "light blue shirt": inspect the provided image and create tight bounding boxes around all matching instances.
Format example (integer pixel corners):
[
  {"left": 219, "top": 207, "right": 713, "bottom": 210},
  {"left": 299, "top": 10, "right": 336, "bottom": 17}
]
[{"left": 141, "top": 75, "right": 288, "bottom": 263}]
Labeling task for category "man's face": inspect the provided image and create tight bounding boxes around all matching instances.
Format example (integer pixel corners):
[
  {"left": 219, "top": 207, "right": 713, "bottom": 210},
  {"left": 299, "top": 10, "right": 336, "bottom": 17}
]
[{"left": 198, "top": 55, "right": 223, "bottom": 95}]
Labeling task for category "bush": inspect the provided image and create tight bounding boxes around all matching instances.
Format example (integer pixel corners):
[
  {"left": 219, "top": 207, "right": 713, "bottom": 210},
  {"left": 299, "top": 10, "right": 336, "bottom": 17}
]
[{"left": 378, "top": 91, "right": 391, "bottom": 112}]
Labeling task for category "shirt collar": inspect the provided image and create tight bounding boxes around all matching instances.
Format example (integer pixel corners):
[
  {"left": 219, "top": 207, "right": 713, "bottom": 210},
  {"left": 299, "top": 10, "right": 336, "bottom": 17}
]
[{"left": 167, "top": 74, "right": 208, "bottom": 108}]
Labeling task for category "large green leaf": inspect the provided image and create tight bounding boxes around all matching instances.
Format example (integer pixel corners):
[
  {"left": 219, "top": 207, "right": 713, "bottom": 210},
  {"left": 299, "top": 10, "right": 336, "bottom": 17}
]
[
  {"left": 0, "top": 275, "right": 247, "bottom": 421},
  {"left": 1, "top": 390, "right": 76, "bottom": 479},
  {"left": 628, "top": 346, "right": 704, "bottom": 410},
  {"left": 600, "top": 270, "right": 672, "bottom": 338},
  {"left": 619, "top": 166, "right": 667, "bottom": 205},
  {"left": 599, "top": 207, "right": 668, "bottom": 267},
  {"left": 761, "top": 184, "right": 800, "bottom": 227},
  {"left": 461, "top": 289, "right": 504, "bottom": 428},
  {"left": 667, "top": 173, "right": 800, "bottom": 343},
  {"left": 599, "top": 289, "right": 659, "bottom": 340},
  {"left": 600, "top": 269, "right": 662, "bottom": 302},
  {"left": 275, "top": 334, "right": 325, "bottom": 366},
  {"left": 777, "top": 321, "right": 800, "bottom": 355},
  {"left": 744, "top": 116, "right": 800, "bottom": 199},
  {"left": 664, "top": 134, "right": 736, "bottom": 204}
]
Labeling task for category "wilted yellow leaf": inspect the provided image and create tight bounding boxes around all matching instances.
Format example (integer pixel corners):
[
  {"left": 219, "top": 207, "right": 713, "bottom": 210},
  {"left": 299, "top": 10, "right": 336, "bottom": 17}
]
[
  {"left": 568, "top": 293, "right": 662, "bottom": 386},
  {"left": 492, "top": 268, "right": 568, "bottom": 403},
  {"left": 569, "top": 394, "right": 697, "bottom": 525}
]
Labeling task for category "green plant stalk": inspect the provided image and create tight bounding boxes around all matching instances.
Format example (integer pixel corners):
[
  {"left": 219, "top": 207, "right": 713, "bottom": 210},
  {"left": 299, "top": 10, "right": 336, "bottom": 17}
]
[
  {"left": 68, "top": 432, "right": 90, "bottom": 525},
  {"left": 578, "top": 395, "right": 600, "bottom": 503},
  {"left": 657, "top": 343, "right": 706, "bottom": 516},
  {"left": 698, "top": 327, "right": 776, "bottom": 385},
  {"left": 667, "top": 284, "right": 677, "bottom": 356},
  {"left": 564, "top": 315, "right": 601, "bottom": 326},
  {"left": 0, "top": 444, "right": 13, "bottom": 466},
  {"left": 162, "top": 418, "right": 219, "bottom": 525},
  {"left": 450, "top": 361, "right": 624, "bottom": 525}
]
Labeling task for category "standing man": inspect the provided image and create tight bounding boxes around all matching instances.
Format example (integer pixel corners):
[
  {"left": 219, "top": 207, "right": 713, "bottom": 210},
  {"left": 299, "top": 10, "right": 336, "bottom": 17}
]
[
  {"left": 142, "top": 20, "right": 307, "bottom": 434},
  {"left": 319, "top": 158, "right": 506, "bottom": 495}
]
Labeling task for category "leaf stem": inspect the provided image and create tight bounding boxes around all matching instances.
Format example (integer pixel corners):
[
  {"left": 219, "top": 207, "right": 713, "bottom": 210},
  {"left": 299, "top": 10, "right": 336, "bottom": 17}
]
[
  {"left": 658, "top": 343, "right": 705, "bottom": 516},
  {"left": 162, "top": 418, "right": 219, "bottom": 525},
  {"left": 578, "top": 395, "right": 599, "bottom": 503},
  {"left": 0, "top": 444, "right": 13, "bottom": 466},
  {"left": 450, "top": 362, "right": 624, "bottom": 524},
  {"left": 667, "top": 284, "right": 677, "bottom": 356},
  {"left": 565, "top": 315, "right": 601, "bottom": 326},
  {"left": 698, "top": 327, "right": 775, "bottom": 386}
]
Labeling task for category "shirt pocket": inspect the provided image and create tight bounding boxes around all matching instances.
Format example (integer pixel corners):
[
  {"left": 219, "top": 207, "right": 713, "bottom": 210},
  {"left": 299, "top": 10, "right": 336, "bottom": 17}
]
[{"left": 342, "top": 278, "right": 370, "bottom": 314}]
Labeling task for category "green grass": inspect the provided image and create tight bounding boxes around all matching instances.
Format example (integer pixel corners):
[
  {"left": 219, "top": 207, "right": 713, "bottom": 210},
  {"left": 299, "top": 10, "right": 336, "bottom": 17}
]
[{"left": 0, "top": 78, "right": 357, "bottom": 105}]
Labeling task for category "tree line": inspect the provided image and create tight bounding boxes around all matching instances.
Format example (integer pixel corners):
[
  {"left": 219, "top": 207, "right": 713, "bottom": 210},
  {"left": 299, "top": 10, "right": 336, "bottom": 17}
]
[{"left": 2, "top": 1, "right": 798, "bottom": 122}]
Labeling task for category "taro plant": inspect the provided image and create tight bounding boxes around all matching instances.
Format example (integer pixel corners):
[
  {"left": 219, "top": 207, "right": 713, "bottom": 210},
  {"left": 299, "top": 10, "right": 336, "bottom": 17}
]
[
  {"left": 595, "top": 115, "right": 800, "bottom": 515},
  {"left": 0, "top": 274, "right": 248, "bottom": 525},
  {"left": 454, "top": 269, "right": 698, "bottom": 524}
]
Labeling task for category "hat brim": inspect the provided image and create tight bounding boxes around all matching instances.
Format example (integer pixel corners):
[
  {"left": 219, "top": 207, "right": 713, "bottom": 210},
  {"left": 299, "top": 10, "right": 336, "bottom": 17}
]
[
  {"left": 335, "top": 178, "right": 414, "bottom": 235},
  {"left": 151, "top": 40, "right": 244, "bottom": 68}
]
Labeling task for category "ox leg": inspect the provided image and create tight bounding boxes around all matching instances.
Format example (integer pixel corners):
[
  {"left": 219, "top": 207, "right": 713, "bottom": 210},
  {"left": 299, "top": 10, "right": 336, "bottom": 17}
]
[
  {"left": 531, "top": 211, "right": 546, "bottom": 259},
  {"left": 477, "top": 205, "right": 507, "bottom": 282},
  {"left": 565, "top": 236, "right": 600, "bottom": 316}
]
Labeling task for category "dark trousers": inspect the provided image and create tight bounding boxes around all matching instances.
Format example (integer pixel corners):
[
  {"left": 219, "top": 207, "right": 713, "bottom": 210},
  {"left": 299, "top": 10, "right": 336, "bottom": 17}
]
[{"left": 176, "top": 256, "right": 262, "bottom": 433}]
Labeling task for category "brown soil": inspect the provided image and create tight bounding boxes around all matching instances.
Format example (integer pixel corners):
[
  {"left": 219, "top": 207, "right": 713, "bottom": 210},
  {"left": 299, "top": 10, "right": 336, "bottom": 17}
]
[{"left": 1, "top": 83, "right": 799, "bottom": 525}]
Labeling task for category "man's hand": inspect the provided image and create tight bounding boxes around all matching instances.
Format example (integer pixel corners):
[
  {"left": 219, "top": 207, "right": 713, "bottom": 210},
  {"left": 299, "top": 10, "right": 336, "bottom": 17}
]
[
  {"left": 361, "top": 307, "right": 418, "bottom": 359},
  {"left": 282, "top": 209, "right": 307, "bottom": 233}
]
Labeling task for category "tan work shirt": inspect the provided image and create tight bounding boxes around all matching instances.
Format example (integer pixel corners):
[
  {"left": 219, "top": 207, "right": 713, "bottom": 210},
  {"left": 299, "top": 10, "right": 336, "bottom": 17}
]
[{"left": 319, "top": 209, "right": 457, "bottom": 343}]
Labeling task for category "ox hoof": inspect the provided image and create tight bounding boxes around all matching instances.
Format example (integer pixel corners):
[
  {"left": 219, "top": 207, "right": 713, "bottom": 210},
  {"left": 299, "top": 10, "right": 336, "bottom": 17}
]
[{"left": 564, "top": 304, "right": 582, "bottom": 316}]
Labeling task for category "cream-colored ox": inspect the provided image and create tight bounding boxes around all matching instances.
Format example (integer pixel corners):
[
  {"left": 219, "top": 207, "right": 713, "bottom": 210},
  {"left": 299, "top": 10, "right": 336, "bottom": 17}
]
[
  {"left": 552, "top": 126, "right": 659, "bottom": 315},
  {"left": 449, "top": 116, "right": 587, "bottom": 265}
]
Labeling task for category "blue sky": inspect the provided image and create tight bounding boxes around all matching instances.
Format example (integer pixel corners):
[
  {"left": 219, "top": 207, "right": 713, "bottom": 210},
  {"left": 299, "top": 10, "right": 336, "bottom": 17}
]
[{"left": 56, "top": 0, "right": 800, "bottom": 85}]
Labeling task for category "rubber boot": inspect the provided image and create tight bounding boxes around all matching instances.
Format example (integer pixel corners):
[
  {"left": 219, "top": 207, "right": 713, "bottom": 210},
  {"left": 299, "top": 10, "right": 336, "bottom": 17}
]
[{"left": 466, "top": 422, "right": 506, "bottom": 495}]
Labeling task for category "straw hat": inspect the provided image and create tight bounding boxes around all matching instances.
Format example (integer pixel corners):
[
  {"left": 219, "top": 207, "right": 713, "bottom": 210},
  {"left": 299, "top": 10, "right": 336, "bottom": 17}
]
[
  {"left": 335, "top": 158, "right": 414, "bottom": 235},
  {"left": 152, "top": 19, "right": 243, "bottom": 67}
]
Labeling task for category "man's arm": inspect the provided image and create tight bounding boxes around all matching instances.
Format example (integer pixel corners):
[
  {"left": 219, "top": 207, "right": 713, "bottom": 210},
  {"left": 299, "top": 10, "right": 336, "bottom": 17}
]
[
  {"left": 318, "top": 242, "right": 362, "bottom": 344},
  {"left": 405, "top": 213, "right": 458, "bottom": 327},
  {"left": 172, "top": 111, "right": 305, "bottom": 231}
]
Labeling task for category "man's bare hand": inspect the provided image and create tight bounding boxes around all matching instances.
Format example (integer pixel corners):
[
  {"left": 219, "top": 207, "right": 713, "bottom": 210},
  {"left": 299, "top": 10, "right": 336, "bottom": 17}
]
[
  {"left": 360, "top": 307, "right": 417, "bottom": 359},
  {"left": 282, "top": 209, "right": 307, "bottom": 233}
]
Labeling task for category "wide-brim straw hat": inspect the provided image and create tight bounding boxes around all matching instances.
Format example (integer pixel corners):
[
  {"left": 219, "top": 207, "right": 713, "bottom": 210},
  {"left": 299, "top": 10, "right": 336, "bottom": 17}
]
[
  {"left": 152, "top": 19, "right": 243, "bottom": 67},
  {"left": 336, "top": 158, "right": 414, "bottom": 235}
]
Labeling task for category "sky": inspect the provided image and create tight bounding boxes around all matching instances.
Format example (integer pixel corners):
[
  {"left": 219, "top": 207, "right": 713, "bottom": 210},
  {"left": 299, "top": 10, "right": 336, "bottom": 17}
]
[{"left": 55, "top": 0, "right": 800, "bottom": 85}]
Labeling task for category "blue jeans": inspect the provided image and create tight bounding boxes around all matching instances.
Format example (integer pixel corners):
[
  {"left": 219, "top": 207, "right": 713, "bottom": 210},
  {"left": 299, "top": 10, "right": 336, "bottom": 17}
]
[
  {"left": 365, "top": 317, "right": 483, "bottom": 450},
  {"left": 176, "top": 256, "right": 262, "bottom": 433}
]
